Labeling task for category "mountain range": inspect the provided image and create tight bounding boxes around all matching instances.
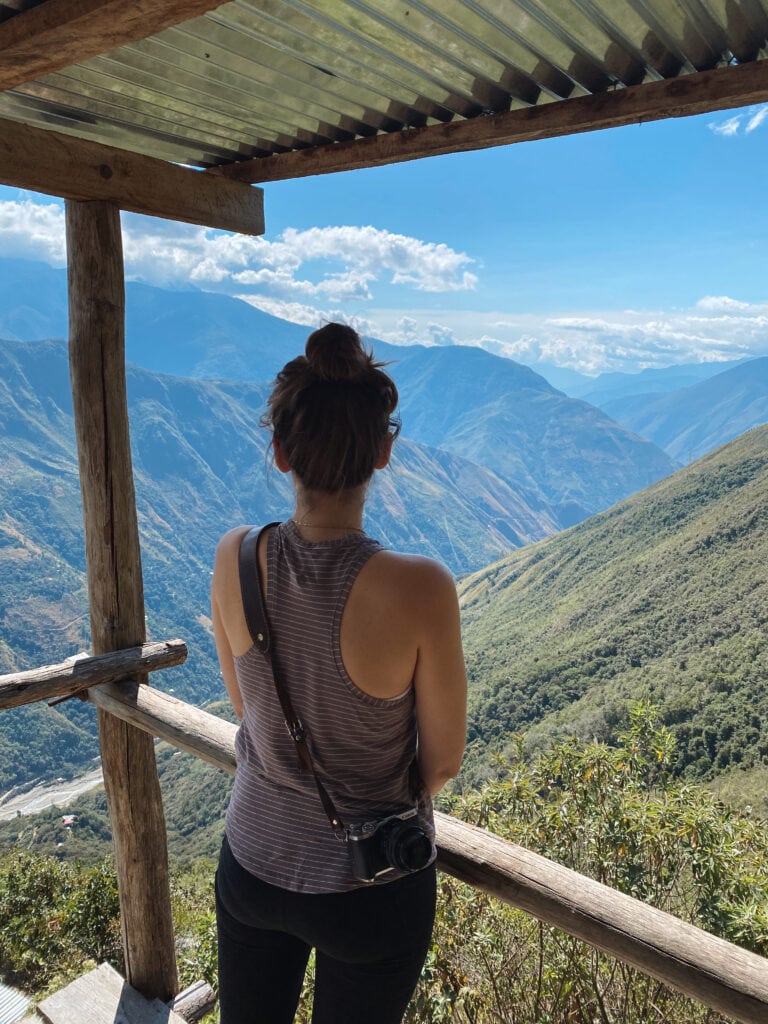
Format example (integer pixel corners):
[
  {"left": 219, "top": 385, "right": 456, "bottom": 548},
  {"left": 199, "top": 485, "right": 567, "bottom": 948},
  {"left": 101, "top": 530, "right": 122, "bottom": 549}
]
[
  {"left": 0, "top": 330, "right": 666, "bottom": 791},
  {"left": 550, "top": 357, "right": 768, "bottom": 465},
  {"left": 1, "top": 259, "right": 765, "bottom": 795}
]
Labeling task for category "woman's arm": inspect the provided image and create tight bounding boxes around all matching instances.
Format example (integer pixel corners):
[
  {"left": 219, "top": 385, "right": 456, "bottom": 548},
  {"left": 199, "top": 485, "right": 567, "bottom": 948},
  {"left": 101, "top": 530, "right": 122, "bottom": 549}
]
[
  {"left": 211, "top": 532, "right": 246, "bottom": 720},
  {"left": 411, "top": 562, "right": 467, "bottom": 796}
]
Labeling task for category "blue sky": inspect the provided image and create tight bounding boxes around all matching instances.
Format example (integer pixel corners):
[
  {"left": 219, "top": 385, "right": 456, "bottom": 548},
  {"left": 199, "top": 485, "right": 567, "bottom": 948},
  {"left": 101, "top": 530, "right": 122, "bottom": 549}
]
[{"left": 2, "top": 102, "right": 768, "bottom": 373}]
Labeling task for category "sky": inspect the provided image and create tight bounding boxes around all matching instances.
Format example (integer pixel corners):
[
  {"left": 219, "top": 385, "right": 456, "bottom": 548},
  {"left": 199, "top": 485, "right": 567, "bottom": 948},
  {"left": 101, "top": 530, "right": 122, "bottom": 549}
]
[{"left": 2, "top": 102, "right": 768, "bottom": 375}]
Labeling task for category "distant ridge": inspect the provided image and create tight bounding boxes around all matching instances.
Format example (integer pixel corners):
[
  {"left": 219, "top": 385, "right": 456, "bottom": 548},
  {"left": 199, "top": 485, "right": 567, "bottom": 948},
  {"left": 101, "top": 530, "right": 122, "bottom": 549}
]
[
  {"left": 598, "top": 357, "right": 768, "bottom": 463},
  {"left": 0, "top": 336, "right": 555, "bottom": 789},
  {"left": 460, "top": 425, "right": 768, "bottom": 781},
  {"left": 0, "top": 258, "right": 677, "bottom": 533}
]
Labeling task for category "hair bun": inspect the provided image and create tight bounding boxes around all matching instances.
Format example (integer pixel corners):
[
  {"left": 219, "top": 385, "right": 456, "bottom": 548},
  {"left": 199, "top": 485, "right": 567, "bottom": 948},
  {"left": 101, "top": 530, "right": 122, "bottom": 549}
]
[{"left": 305, "top": 323, "right": 370, "bottom": 381}]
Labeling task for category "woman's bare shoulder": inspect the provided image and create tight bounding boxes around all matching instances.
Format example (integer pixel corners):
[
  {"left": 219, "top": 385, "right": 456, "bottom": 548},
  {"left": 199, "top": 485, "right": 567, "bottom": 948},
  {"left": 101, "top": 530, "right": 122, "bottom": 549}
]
[
  {"left": 366, "top": 549, "right": 457, "bottom": 603},
  {"left": 212, "top": 526, "right": 253, "bottom": 586}
]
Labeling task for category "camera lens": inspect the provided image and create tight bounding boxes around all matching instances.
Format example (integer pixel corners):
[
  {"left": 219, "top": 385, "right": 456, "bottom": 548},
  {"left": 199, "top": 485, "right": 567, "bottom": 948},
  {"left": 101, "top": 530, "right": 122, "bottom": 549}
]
[{"left": 383, "top": 819, "right": 432, "bottom": 872}]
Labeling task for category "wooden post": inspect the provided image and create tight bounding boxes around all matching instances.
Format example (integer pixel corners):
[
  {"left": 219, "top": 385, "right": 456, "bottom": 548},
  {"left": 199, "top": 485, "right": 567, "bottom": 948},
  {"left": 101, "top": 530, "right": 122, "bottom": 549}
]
[{"left": 66, "top": 199, "right": 178, "bottom": 1001}]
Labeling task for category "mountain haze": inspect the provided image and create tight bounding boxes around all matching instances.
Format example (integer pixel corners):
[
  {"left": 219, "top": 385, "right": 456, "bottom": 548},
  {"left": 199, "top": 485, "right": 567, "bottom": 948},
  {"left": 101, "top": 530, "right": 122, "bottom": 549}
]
[
  {"left": 598, "top": 357, "right": 768, "bottom": 464},
  {"left": 1, "top": 259, "right": 677, "bottom": 535},
  {"left": 459, "top": 425, "right": 768, "bottom": 781},
  {"left": 390, "top": 344, "right": 676, "bottom": 527},
  {"left": 0, "top": 336, "right": 556, "bottom": 788},
  {"left": 558, "top": 360, "right": 747, "bottom": 407}
]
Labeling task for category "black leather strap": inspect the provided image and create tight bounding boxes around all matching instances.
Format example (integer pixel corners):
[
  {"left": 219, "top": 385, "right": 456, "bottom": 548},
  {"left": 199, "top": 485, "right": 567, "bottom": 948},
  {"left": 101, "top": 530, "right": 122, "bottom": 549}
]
[
  {"left": 237, "top": 524, "right": 347, "bottom": 837},
  {"left": 238, "top": 524, "right": 277, "bottom": 656}
]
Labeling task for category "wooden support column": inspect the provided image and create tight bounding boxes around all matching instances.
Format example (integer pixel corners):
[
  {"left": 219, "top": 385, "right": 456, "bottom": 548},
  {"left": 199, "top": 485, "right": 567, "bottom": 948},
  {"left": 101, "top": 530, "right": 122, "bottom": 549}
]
[{"left": 66, "top": 200, "right": 178, "bottom": 1001}]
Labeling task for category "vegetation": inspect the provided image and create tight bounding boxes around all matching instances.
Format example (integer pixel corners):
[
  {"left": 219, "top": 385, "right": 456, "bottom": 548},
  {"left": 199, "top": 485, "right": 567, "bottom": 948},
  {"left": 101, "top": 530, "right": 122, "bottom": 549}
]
[
  {"left": 0, "top": 712, "right": 235, "bottom": 863},
  {"left": 419, "top": 706, "right": 767, "bottom": 1023},
  {"left": 2, "top": 708, "right": 766, "bottom": 1023},
  {"left": 459, "top": 426, "right": 768, "bottom": 794}
]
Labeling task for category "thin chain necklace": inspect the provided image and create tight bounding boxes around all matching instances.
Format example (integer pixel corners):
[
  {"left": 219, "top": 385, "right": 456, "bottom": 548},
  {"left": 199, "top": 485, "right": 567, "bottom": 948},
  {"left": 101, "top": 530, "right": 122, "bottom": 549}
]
[{"left": 291, "top": 517, "right": 365, "bottom": 534}]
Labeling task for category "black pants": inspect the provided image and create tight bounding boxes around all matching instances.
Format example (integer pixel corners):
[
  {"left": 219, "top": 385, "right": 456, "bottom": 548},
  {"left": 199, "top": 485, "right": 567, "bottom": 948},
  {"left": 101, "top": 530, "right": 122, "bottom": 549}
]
[{"left": 215, "top": 834, "right": 437, "bottom": 1024}]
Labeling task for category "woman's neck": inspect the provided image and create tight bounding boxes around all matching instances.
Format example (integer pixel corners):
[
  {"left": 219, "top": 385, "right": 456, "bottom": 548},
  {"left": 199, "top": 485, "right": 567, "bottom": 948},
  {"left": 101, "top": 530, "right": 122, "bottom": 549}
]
[{"left": 291, "top": 488, "right": 366, "bottom": 539}]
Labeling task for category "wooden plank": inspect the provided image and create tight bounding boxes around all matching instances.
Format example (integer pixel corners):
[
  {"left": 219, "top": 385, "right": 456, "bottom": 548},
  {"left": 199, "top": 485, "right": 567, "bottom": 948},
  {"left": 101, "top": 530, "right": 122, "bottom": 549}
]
[
  {"left": 169, "top": 979, "right": 216, "bottom": 1022},
  {"left": 88, "top": 681, "right": 238, "bottom": 774},
  {"left": 0, "top": 0, "right": 232, "bottom": 91},
  {"left": 214, "top": 58, "right": 768, "bottom": 184},
  {"left": 436, "top": 813, "right": 768, "bottom": 1024},
  {"left": 38, "top": 962, "right": 186, "bottom": 1024},
  {"left": 0, "top": 639, "right": 187, "bottom": 710},
  {"left": 89, "top": 691, "right": 768, "bottom": 1024},
  {"left": 66, "top": 199, "right": 177, "bottom": 1002},
  {"left": 0, "top": 117, "right": 263, "bottom": 233}
]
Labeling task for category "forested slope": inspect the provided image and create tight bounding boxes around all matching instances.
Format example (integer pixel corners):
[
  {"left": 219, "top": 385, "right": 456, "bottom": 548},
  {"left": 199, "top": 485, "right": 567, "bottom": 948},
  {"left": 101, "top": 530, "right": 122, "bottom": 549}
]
[{"left": 460, "top": 426, "right": 768, "bottom": 782}]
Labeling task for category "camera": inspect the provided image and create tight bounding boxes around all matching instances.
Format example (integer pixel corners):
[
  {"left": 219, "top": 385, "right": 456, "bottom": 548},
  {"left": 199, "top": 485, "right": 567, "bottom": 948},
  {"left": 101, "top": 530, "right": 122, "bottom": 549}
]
[{"left": 346, "top": 808, "right": 432, "bottom": 883}]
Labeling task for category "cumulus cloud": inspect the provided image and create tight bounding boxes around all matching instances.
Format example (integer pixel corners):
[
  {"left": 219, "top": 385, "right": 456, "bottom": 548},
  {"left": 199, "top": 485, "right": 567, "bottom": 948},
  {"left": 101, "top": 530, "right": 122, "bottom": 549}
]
[
  {"left": 0, "top": 197, "right": 476, "bottom": 304},
  {"left": 695, "top": 295, "right": 751, "bottom": 312},
  {"left": 0, "top": 198, "right": 66, "bottom": 264},
  {"left": 118, "top": 217, "right": 477, "bottom": 298},
  {"left": 367, "top": 297, "right": 768, "bottom": 372},
  {"left": 3, "top": 195, "right": 767, "bottom": 373}
]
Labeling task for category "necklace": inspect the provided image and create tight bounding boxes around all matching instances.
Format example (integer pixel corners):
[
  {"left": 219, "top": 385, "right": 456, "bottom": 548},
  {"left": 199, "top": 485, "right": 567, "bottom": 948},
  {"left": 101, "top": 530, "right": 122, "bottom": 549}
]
[{"left": 291, "top": 518, "right": 365, "bottom": 533}]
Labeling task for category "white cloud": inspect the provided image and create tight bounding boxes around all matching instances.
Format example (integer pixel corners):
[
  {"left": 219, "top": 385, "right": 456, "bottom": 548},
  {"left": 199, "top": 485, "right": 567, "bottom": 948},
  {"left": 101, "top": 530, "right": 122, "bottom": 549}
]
[
  {"left": 118, "top": 217, "right": 477, "bottom": 298},
  {"left": 3, "top": 196, "right": 768, "bottom": 374},
  {"left": 746, "top": 106, "right": 768, "bottom": 133},
  {"left": 709, "top": 104, "right": 768, "bottom": 137},
  {"left": 0, "top": 198, "right": 476, "bottom": 301},
  {"left": 427, "top": 322, "right": 456, "bottom": 346},
  {"left": 710, "top": 115, "right": 743, "bottom": 137},
  {"left": 0, "top": 198, "right": 66, "bottom": 264},
  {"left": 366, "top": 298, "right": 768, "bottom": 372},
  {"left": 695, "top": 295, "right": 751, "bottom": 312}
]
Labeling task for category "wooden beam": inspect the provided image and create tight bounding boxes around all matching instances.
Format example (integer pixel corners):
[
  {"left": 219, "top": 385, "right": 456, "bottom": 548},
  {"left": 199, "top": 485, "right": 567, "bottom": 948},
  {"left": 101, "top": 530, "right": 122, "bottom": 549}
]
[
  {"left": 0, "top": 639, "right": 187, "bottom": 710},
  {"left": 214, "top": 58, "right": 768, "bottom": 184},
  {"left": 87, "top": 691, "right": 768, "bottom": 1024},
  {"left": 0, "top": 0, "right": 233, "bottom": 91},
  {"left": 66, "top": 199, "right": 178, "bottom": 1003},
  {"left": 1, "top": 117, "right": 263, "bottom": 233},
  {"left": 88, "top": 681, "right": 238, "bottom": 774},
  {"left": 436, "top": 814, "right": 768, "bottom": 1024}
]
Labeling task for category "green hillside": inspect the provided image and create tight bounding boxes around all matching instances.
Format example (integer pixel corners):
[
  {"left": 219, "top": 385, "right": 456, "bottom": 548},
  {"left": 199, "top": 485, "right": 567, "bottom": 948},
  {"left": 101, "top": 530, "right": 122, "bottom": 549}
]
[{"left": 460, "top": 425, "right": 768, "bottom": 783}]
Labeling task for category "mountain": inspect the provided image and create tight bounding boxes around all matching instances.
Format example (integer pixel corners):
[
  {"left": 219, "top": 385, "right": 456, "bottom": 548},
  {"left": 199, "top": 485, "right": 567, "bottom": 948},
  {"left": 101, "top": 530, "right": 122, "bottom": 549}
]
[
  {"left": 1, "top": 259, "right": 677, "bottom": 533},
  {"left": 0, "top": 257, "right": 309, "bottom": 381},
  {"left": 555, "top": 360, "right": 747, "bottom": 407},
  {"left": 459, "top": 425, "right": 768, "bottom": 783},
  {"left": 0, "top": 336, "right": 556, "bottom": 789},
  {"left": 387, "top": 345, "right": 677, "bottom": 527},
  {"left": 596, "top": 358, "right": 768, "bottom": 464}
]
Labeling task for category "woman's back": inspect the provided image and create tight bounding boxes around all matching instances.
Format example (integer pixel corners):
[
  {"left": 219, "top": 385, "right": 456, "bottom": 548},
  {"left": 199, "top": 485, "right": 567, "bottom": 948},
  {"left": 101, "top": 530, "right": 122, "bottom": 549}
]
[{"left": 224, "top": 521, "right": 434, "bottom": 893}]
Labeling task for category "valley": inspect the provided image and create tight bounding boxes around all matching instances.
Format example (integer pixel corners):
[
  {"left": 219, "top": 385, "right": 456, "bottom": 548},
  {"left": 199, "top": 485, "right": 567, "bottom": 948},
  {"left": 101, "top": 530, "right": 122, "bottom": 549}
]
[{"left": 1, "top": 265, "right": 767, "bottom": 805}]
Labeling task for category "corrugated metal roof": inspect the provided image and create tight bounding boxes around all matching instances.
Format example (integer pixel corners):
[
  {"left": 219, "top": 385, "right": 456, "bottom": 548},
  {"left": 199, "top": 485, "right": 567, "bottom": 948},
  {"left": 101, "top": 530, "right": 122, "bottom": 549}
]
[
  {"left": 0, "top": 980, "right": 30, "bottom": 1024},
  {"left": 1, "top": 0, "right": 768, "bottom": 169}
]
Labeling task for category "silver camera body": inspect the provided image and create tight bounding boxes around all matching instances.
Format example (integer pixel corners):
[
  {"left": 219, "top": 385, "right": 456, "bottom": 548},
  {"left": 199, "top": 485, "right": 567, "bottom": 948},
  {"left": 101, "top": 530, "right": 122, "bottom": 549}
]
[{"left": 346, "top": 807, "right": 432, "bottom": 883}]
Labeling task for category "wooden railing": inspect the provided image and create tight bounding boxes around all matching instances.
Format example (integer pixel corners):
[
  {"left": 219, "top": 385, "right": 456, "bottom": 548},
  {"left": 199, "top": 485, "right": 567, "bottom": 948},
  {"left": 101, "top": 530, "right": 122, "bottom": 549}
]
[{"left": 3, "top": 651, "right": 768, "bottom": 1023}]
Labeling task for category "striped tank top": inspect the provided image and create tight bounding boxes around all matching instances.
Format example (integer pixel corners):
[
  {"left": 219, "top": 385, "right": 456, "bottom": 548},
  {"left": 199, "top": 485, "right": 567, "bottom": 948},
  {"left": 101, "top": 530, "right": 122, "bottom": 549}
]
[{"left": 225, "top": 520, "right": 435, "bottom": 893}]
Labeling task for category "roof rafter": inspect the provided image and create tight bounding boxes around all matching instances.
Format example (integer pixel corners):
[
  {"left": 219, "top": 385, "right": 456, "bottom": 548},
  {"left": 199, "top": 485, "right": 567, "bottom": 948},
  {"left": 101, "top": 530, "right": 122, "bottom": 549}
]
[
  {"left": 0, "top": 0, "right": 233, "bottom": 91},
  {"left": 0, "top": 115, "right": 264, "bottom": 233},
  {"left": 212, "top": 59, "right": 768, "bottom": 184}
]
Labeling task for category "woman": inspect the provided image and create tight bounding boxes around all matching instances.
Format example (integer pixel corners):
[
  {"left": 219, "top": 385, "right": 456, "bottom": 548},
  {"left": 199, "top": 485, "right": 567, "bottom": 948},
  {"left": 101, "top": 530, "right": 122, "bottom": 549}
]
[{"left": 211, "top": 322, "right": 467, "bottom": 1024}]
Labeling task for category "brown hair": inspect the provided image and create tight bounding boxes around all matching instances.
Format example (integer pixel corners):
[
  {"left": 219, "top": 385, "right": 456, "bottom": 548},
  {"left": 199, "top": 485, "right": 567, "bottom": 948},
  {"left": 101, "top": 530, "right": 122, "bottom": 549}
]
[{"left": 263, "top": 323, "right": 400, "bottom": 492}]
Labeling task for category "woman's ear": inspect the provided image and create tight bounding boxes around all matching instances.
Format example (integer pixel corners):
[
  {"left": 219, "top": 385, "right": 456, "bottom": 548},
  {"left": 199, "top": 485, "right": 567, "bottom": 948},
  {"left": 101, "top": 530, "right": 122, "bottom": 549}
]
[
  {"left": 374, "top": 433, "right": 394, "bottom": 470},
  {"left": 273, "top": 438, "right": 291, "bottom": 474}
]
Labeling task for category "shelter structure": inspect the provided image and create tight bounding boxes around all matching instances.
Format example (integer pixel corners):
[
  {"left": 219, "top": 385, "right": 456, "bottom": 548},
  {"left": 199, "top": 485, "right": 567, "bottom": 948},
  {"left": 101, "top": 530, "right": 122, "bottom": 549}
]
[{"left": 2, "top": 2, "right": 768, "bottom": 1021}]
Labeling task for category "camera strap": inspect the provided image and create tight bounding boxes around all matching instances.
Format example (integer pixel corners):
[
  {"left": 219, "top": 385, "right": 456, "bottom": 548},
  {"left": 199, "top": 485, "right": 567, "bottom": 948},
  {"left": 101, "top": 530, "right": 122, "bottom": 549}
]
[{"left": 238, "top": 524, "right": 347, "bottom": 838}]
